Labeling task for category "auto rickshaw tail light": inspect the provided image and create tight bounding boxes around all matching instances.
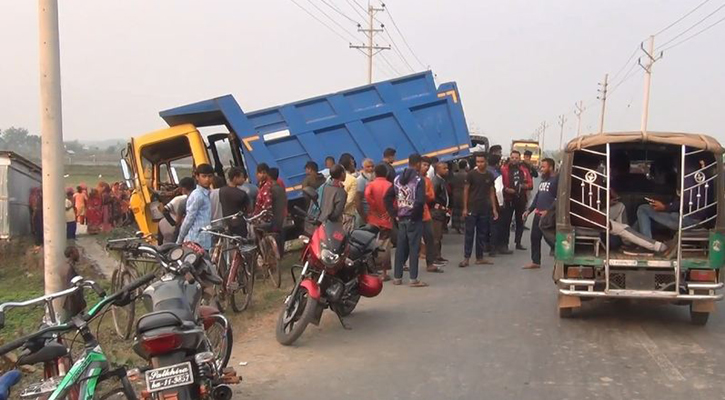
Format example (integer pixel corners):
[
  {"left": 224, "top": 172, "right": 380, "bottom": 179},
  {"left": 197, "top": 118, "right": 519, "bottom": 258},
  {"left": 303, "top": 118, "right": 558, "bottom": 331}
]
[
  {"left": 689, "top": 269, "right": 716, "bottom": 282},
  {"left": 566, "top": 266, "right": 593, "bottom": 279}
]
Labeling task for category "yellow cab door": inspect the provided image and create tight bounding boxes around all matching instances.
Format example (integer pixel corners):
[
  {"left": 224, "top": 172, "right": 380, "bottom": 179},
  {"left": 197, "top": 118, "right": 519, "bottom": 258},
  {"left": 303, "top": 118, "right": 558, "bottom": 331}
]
[{"left": 128, "top": 124, "right": 209, "bottom": 237}]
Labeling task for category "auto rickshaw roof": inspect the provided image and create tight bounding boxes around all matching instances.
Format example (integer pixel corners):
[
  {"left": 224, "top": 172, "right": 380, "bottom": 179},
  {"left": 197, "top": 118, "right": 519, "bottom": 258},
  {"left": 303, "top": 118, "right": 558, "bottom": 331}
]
[{"left": 565, "top": 131, "right": 723, "bottom": 154}]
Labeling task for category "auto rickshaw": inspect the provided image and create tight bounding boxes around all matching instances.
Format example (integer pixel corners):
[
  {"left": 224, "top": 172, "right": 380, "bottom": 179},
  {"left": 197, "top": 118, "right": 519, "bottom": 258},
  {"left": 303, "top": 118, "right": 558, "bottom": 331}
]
[{"left": 552, "top": 132, "right": 724, "bottom": 325}]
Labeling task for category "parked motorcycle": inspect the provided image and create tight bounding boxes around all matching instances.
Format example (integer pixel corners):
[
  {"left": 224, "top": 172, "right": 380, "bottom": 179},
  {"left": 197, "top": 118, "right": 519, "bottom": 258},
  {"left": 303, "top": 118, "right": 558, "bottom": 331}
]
[
  {"left": 107, "top": 237, "right": 238, "bottom": 400},
  {"left": 275, "top": 188, "right": 384, "bottom": 345}
]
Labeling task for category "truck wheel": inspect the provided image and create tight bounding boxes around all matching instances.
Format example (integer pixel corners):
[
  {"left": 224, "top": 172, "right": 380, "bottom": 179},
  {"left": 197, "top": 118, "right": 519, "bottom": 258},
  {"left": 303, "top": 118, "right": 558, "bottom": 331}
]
[{"left": 690, "top": 304, "right": 710, "bottom": 326}]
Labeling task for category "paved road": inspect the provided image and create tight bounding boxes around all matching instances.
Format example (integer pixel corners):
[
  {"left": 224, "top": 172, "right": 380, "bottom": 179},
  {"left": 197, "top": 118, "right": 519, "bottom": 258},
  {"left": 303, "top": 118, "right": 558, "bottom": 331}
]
[{"left": 231, "top": 232, "right": 725, "bottom": 400}]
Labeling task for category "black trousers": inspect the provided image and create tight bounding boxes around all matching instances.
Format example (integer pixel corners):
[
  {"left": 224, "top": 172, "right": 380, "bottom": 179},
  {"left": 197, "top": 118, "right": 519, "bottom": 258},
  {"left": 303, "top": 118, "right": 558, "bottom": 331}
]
[
  {"left": 530, "top": 214, "right": 555, "bottom": 264},
  {"left": 501, "top": 199, "right": 526, "bottom": 247}
]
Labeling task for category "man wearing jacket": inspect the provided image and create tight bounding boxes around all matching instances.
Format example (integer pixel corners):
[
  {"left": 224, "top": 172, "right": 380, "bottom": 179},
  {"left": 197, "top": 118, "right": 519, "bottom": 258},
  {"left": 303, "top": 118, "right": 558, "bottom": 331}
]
[
  {"left": 431, "top": 161, "right": 450, "bottom": 266},
  {"left": 384, "top": 154, "right": 428, "bottom": 287},
  {"left": 500, "top": 150, "right": 533, "bottom": 252}
]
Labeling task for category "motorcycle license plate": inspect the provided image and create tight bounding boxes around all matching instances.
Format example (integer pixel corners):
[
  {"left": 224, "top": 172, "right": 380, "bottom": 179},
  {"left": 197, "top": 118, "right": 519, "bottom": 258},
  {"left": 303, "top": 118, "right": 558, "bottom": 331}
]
[{"left": 145, "top": 362, "right": 194, "bottom": 393}]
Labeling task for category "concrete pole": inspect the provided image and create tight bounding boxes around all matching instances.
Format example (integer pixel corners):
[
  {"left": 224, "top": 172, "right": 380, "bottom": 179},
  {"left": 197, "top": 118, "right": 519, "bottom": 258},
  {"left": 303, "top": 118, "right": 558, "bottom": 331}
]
[
  {"left": 38, "top": 0, "right": 68, "bottom": 301},
  {"left": 640, "top": 35, "right": 655, "bottom": 133},
  {"left": 558, "top": 114, "right": 567, "bottom": 150},
  {"left": 540, "top": 121, "right": 548, "bottom": 155},
  {"left": 367, "top": 4, "right": 374, "bottom": 84},
  {"left": 575, "top": 101, "right": 584, "bottom": 137},
  {"left": 598, "top": 73, "right": 608, "bottom": 134}
]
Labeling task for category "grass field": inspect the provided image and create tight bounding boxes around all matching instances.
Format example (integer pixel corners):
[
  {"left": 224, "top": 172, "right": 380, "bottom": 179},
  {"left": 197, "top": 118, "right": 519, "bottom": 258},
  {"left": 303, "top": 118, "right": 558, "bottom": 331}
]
[{"left": 64, "top": 164, "right": 123, "bottom": 188}]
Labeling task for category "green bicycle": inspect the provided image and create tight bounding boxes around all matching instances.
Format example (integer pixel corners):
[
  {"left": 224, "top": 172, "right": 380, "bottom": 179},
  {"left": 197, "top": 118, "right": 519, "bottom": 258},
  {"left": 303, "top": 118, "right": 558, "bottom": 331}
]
[{"left": 0, "top": 272, "right": 156, "bottom": 399}]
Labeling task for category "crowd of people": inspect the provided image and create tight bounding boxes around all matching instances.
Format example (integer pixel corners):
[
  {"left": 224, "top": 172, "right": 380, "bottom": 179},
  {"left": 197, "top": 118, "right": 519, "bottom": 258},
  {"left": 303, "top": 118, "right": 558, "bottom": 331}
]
[
  {"left": 154, "top": 145, "right": 561, "bottom": 291},
  {"left": 28, "top": 182, "right": 133, "bottom": 247}
]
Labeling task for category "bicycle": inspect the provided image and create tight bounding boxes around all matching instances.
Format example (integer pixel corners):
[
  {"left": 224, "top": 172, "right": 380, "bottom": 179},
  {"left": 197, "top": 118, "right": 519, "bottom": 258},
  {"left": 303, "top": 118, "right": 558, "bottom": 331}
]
[
  {"left": 107, "top": 233, "right": 161, "bottom": 339},
  {"left": 205, "top": 227, "right": 257, "bottom": 313},
  {"left": 0, "top": 272, "right": 156, "bottom": 399},
  {"left": 251, "top": 219, "right": 282, "bottom": 288}
]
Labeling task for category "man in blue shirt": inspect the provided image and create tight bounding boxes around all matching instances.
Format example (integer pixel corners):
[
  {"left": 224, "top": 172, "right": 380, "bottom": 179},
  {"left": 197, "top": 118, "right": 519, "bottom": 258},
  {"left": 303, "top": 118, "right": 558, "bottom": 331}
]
[
  {"left": 522, "top": 158, "right": 557, "bottom": 269},
  {"left": 177, "top": 163, "right": 215, "bottom": 250}
]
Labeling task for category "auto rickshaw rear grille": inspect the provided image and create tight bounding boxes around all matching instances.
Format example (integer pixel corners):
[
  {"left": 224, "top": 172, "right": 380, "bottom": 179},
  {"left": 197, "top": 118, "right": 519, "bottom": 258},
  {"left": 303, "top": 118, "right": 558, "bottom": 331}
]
[
  {"left": 610, "top": 273, "right": 626, "bottom": 289},
  {"left": 655, "top": 273, "right": 676, "bottom": 289}
]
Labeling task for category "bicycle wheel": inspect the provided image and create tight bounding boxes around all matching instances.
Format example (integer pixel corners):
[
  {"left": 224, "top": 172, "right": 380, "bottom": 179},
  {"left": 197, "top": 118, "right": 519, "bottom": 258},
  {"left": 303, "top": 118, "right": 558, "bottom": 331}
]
[
  {"left": 205, "top": 315, "right": 233, "bottom": 370},
  {"left": 262, "top": 235, "right": 281, "bottom": 288},
  {"left": 110, "top": 266, "right": 137, "bottom": 339},
  {"left": 230, "top": 251, "right": 254, "bottom": 313},
  {"left": 212, "top": 242, "right": 229, "bottom": 313}
]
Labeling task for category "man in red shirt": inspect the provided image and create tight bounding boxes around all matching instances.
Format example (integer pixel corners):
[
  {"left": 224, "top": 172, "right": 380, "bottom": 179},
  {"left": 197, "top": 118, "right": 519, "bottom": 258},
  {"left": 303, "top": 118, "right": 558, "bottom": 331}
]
[{"left": 365, "top": 164, "right": 394, "bottom": 281}]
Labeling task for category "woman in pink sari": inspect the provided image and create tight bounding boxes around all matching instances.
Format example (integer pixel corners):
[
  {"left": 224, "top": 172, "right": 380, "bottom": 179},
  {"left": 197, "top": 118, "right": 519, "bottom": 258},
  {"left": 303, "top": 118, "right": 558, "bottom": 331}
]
[
  {"left": 86, "top": 189, "right": 103, "bottom": 235},
  {"left": 97, "top": 182, "right": 113, "bottom": 233}
]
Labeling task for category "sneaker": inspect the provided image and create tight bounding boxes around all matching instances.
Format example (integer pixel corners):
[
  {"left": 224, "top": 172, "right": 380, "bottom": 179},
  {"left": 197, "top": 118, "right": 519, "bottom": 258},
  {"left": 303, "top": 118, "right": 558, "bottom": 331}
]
[{"left": 433, "top": 260, "right": 447, "bottom": 267}]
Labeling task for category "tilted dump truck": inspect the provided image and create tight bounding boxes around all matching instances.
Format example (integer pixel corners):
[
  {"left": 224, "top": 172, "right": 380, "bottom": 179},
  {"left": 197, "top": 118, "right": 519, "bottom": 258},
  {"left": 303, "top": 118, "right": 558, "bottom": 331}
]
[{"left": 119, "top": 71, "right": 472, "bottom": 237}]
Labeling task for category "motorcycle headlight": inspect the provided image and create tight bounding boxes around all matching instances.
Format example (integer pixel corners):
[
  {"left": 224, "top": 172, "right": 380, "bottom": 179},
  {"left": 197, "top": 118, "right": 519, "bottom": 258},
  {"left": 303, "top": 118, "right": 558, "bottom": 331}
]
[{"left": 320, "top": 249, "right": 340, "bottom": 266}]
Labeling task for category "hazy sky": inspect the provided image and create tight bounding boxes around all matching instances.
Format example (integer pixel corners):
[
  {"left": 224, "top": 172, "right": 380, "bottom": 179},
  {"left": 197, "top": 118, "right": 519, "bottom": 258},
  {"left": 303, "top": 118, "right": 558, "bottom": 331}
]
[{"left": 1, "top": 0, "right": 723, "bottom": 149}]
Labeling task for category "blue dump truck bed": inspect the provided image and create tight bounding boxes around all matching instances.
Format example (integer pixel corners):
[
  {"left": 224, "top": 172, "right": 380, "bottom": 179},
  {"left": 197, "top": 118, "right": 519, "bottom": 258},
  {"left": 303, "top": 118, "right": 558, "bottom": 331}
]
[{"left": 159, "top": 71, "right": 471, "bottom": 199}]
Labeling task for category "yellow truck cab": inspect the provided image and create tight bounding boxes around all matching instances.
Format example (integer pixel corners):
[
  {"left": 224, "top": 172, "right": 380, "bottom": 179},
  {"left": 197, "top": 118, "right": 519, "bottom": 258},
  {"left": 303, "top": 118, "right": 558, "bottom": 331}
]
[
  {"left": 511, "top": 140, "right": 542, "bottom": 166},
  {"left": 121, "top": 124, "right": 212, "bottom": 237}
]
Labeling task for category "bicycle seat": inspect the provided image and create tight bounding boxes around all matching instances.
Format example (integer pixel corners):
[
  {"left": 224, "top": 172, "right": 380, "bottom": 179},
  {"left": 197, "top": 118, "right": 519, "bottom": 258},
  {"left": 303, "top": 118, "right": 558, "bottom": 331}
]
[{"left": 17, "top": 342, "right": 67, "bottom": 366}]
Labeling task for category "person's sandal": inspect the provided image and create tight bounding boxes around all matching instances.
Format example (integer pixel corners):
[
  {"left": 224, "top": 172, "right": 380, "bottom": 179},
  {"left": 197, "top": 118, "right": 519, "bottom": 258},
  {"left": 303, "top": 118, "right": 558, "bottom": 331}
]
[
  {"left": 426, "top": 267, "right": 444, "bottom": 273},
  {"left": 409, "top": 280, "right": 429, "bottom": 288},
  {"left": 522, "top": 263, "right": 541, "bottom": 269},
  {"left": 458, "top": 259, "right": 469, "bottom": 268},
  {"left": 475, "top": 258, "right": 493, "bottom": 265},
  {"left": 392, "top": 279, "right": 402, "bottom": 286}
]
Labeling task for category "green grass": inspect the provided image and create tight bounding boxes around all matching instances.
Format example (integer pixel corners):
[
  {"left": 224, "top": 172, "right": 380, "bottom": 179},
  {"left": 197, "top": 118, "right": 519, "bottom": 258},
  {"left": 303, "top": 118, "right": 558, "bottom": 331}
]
[{"left": 64, "top": 164, "right": 123, "bottom": 189}]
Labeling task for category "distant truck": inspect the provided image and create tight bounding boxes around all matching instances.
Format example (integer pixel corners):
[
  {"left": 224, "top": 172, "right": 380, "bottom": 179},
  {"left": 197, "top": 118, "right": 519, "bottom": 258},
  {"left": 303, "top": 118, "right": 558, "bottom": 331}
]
[
  {"left": 511, "top": 139, "right": 542, "bottom": 166},
  {"left": 120, "top": 71, "right": 473, "bottom": 237}
]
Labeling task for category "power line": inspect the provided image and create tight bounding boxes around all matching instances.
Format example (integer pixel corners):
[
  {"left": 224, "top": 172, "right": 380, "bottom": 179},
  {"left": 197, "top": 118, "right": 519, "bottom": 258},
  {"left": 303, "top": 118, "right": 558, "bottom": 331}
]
[
  {"left": 347, "top": 0, "right": 367, "bottom": 14},
  {"left": 305, "top": 0, "right": 360, "bottom": 42},
  {"left": 660, "top": 13, "right": 725, "bottom": 52},
  {"left": 382, "top": 3, "right": 427, "bottom": 70},
  {"left": 608, "top": 62, "right": 642, "bottom": 97},
  {"left": 654, "top": 0, "right": 712, "bottom": 36},
  {"left": 610, "top": 46, "right": 640, "bottom": 81},
  {"left": 319, "top": 0, "right": 360, "bottom": 24},
  {"left": 379, "top": 52, "right": 402, "bottom": 76},
  {"left": 657, "top": 2, "right": 725, "bottom": 49},
  {"left": 289, "top": 0, "right": 353, "bottom": 43},
  {"left": 384, "top": 31, "right": 415, "bottom": 72}
]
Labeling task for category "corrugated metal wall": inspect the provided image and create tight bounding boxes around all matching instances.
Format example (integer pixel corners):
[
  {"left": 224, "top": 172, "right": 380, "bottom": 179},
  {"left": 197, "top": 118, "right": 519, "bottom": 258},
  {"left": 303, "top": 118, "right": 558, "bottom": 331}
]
[
  {"left": 0, "top": 164, "right": 7, "bottom": 238},
  {"left": 0, "top": 158, "right": 41, "bottom": 239}
]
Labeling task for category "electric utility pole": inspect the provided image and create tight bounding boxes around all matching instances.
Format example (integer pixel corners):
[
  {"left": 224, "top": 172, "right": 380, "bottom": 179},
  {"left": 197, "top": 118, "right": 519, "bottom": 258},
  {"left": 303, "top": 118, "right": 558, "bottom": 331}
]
[
  {"left": 597, "top": 74, "right": 608, "bottom": 134},
  {"left": 638, "top": 35, "right": 662, "bottom": 133},
  {"left": 38, "top": 0, "right": 68, "bottom": 303},
  {"left": 540, "top": 121, "right": 549, "bottom": 153},
  {"left": 349, "top": 4, "right": 390, "bottom": 84},
  {"left": 574, "top": 101, "right": 584, "bottom": 137},
  {"left": 558, "top": 114, "right": 567, "bottom": 150}
]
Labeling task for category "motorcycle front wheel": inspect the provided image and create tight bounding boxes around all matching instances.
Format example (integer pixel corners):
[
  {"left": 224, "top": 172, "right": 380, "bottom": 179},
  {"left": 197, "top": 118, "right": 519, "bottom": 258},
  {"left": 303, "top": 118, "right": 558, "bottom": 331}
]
[{"left": 276, "top": 287, "right": 318, "bottom": 345}]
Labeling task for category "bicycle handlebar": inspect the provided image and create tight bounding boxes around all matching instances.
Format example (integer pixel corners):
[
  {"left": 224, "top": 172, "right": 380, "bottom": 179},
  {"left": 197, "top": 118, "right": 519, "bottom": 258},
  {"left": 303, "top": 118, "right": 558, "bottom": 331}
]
[
  {"left": 0, "top": 272, "right": 158, "bottom": 356},
  {"left": 210, "top": 210, "right": 269, "bottom": 226}
]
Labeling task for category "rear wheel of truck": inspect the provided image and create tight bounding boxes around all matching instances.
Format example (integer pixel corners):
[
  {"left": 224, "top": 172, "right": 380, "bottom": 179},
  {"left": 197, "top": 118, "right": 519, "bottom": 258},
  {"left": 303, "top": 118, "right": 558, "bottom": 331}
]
[{"left": 689, "top": 305, "right": 710, "bottom": 326}]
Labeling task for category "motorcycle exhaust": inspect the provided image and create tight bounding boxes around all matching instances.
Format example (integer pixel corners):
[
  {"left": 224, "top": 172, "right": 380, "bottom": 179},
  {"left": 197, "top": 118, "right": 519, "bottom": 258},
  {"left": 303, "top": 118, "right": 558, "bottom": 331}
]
[{"left": 212, "top": 384, "right": 233, "bottom": 400}]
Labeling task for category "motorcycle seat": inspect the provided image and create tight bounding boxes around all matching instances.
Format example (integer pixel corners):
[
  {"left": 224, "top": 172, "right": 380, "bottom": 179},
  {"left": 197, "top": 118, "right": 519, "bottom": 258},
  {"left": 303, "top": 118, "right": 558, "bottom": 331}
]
[
  {"left": 136, "top": 311, "right": 195, "bottom": 334},
  {"left": 17, "top": 342, "right": 68, "bottom": 366}
]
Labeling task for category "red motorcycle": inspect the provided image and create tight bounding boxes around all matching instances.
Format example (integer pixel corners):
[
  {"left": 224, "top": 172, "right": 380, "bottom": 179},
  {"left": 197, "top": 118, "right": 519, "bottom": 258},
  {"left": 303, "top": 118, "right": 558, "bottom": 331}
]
[{"left": 275, "top": 192, "right": 383, "bottom": 345}]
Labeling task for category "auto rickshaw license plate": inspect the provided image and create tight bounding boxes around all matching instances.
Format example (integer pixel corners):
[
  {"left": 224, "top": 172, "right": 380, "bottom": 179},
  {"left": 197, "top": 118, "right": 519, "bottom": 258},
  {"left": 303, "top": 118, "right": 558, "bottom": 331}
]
[{"left": 145, "top": 362, "right": 194, "bottom": 392}]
